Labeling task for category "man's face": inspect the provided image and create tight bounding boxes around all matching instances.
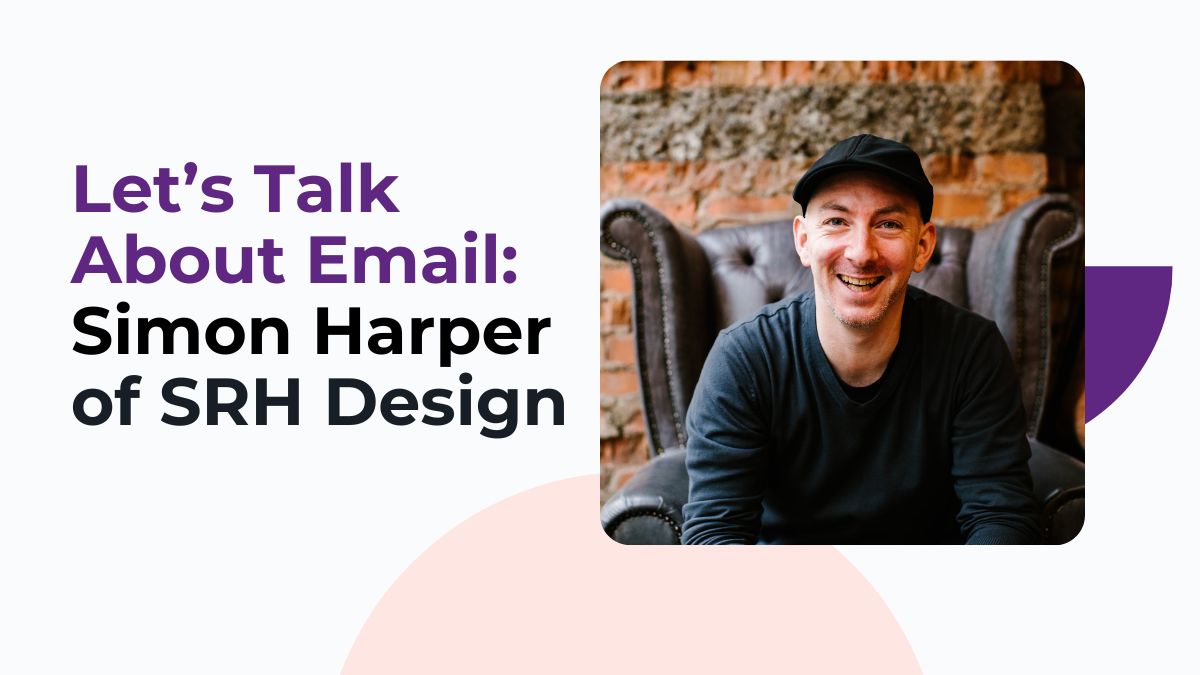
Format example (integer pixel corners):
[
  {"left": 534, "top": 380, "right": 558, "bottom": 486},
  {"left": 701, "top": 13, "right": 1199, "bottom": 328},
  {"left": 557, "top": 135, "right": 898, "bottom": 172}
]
[{"left": 793, "top": 170, "right": 936, "bottom": 331}]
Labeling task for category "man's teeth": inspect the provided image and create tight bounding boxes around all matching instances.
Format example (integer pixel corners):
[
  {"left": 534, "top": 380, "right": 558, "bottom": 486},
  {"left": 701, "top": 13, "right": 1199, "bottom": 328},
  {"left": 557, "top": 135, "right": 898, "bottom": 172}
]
[{"left": 837, "top": 274, "right": 882, "bottom": 288}]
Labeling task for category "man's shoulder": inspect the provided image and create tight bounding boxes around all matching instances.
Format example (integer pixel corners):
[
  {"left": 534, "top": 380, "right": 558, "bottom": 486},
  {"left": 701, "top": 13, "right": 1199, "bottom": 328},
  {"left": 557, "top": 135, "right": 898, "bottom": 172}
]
[
  {"left": 907, "top": 285, "right": 1010, "bottom": 371},
  {"left": 908, "top": 285, "right": 1001, "bottom": 340}
]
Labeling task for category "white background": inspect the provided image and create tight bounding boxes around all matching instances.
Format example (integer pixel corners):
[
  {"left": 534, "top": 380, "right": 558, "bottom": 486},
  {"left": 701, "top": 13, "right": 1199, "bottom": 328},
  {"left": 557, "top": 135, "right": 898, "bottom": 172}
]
[{"left": 2, "top": 2, "right": 1196, "bottom": 673}]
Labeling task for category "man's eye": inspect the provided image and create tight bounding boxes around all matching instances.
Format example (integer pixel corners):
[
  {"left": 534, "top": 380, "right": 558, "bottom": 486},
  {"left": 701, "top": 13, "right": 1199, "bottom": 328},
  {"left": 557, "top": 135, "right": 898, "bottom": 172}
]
[
  {"left": 825, "top": 218, "right": 847, "bottom": 227},
  {"left": 879, "top": 220, "right": 902, "bottom": 230}
]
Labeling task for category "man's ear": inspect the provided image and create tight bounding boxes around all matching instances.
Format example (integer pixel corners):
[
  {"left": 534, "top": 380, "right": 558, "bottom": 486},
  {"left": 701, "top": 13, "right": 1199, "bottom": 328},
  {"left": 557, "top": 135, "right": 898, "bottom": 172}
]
[
  {"left": 911, "top": 221, "right": 937, "bottom": 273},
  {"left": 793, "top": 215, "right": 811, "bottom": 267}
]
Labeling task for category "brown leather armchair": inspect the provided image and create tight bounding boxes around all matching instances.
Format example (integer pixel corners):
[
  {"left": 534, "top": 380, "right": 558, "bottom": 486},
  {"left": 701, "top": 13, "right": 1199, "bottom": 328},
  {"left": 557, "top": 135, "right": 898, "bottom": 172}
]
[{"left": 599, "top": 195, "right": 1084, "bottom": 544}]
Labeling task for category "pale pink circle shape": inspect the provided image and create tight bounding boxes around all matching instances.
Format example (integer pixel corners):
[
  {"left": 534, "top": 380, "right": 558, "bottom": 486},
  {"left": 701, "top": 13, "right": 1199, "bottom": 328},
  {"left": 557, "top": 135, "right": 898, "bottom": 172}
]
[{"left": 343, "top": 477, "right": 920, "bottom": 674}]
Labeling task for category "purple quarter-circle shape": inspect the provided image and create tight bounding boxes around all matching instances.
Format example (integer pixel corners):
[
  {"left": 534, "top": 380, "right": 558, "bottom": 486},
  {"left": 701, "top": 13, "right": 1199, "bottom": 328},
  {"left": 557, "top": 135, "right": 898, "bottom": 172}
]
[{"left": 1085, "top": 266, "right": 1172, "bottom": 422}]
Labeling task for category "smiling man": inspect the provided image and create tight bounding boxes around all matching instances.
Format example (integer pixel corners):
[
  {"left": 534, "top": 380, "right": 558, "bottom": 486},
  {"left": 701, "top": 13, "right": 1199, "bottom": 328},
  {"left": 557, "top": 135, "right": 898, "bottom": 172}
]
[{"left": 681, "top": 134, "right": 1040, "bottom": 545}]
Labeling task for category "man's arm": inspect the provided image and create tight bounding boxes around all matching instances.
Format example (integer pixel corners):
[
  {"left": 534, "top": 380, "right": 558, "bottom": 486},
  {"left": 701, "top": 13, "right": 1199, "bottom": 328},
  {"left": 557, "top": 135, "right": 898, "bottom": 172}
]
[
  {"left": 681, "top": 334, "right": 771, "bottom": 545},
  {"left": 951, "top": 324, "right": 1042, "bottom": 544}
]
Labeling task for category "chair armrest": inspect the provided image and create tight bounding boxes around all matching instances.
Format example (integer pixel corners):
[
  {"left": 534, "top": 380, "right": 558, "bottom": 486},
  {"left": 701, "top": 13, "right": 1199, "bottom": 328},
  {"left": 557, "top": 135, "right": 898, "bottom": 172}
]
[
  {"left": 601, "top": 200, "right": 717, "bottom": 454},
  {"left": 600, "top": 447, "right": 688, "bottom": 544},
  {"left": 1041, "top": 487, "right": 1084, "bottom": 545},
  {"left": 1028, "top": 436, "right": 1084, "bottom": 544}
]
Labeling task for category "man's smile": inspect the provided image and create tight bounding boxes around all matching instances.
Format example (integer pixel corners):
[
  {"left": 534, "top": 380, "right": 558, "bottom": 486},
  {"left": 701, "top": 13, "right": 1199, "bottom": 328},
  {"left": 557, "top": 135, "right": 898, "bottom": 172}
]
[{"left": 836, "top": 273, "right": 885, "bottom": 291}]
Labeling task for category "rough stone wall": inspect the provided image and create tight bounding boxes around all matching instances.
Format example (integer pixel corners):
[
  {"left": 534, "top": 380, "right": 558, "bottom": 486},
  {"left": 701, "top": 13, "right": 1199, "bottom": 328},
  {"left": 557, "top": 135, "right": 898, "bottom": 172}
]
[
  {"left": 599, "top": 61, "right": 1084, "bottom": 504},
  {"left": 601, "top": 83, "right": 1045, "bottom": 162}
]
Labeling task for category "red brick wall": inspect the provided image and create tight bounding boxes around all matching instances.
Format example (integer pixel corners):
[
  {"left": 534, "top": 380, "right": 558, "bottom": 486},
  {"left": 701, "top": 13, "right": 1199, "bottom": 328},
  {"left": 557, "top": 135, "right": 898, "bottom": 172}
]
[{"left": 599, "top": 61, "right": 1084, "bottom": 502}]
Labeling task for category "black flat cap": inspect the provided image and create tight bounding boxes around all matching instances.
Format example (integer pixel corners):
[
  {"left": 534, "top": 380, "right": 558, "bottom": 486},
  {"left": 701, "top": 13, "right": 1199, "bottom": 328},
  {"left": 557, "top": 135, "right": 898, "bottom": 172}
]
[{"left": 792, "top": 134, "right": 934, "bottom": 223}]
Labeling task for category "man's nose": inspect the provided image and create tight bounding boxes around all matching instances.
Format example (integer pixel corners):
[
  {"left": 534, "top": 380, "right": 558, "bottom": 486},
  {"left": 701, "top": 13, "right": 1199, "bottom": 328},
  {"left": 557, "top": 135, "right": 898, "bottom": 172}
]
[{"left": 843, "top": 225, "right": 878, "bottom": 266}]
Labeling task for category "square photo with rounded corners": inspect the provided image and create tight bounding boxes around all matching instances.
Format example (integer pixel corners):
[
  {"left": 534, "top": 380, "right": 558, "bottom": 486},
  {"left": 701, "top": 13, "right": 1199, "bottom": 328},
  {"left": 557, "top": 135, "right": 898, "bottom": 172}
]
[{"left": 599, "top": 61, "right": 1084, "bottom": 545}]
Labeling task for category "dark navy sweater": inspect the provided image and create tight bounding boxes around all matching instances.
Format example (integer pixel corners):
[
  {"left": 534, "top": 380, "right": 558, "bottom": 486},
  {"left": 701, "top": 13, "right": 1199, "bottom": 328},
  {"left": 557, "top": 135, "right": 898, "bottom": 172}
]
[{"left": 681, "top": 287, "right": 1040, "bottom": 545}]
